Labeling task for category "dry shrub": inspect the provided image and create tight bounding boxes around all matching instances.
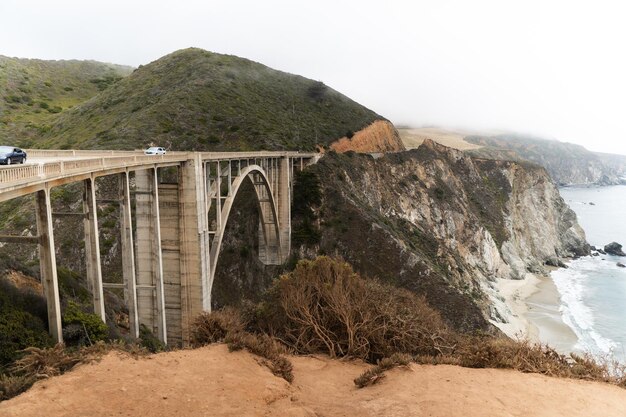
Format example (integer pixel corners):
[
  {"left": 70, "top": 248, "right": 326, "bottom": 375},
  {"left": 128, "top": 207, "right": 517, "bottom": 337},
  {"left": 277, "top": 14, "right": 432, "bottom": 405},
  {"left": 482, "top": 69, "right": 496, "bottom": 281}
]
[
  {"left": 354, "top": 353, "right": 412, "bottom": 388},
  {"left": 225, "top": 331, "right": 293, "bottom": 382},
  {"left": 191, "top": 307, "right": 245, "bottom": 346},
  {"left": 190, "top": 309, "right": 294, "bottom": 383},
  {"left": 257, "top": 256, "right": 453, "bottom": 361},
  {"left": 11, "top": 344, "right": 82, "bottom": 378},
  {"left": 0, "top": 374, "right": 36, "bottom": 401},
  {"left": 0, "top": 341, "right": 149, "bottom": 402},
  {"left": 414, "top": 354, "right": 461, "bottom": 366},
  {"left": 570, "top": 353, "right": 626, "bottom": 384},
  {"left": 190, "top": 257, "right": 626, "bottom": 390},
  {"left": 454, "top": 337, "right": 569, "bottom": 375}
]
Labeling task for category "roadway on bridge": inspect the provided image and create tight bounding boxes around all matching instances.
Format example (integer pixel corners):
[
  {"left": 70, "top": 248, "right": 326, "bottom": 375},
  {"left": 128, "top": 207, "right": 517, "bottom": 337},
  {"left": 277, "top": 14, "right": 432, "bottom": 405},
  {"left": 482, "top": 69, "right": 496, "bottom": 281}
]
[{"left": 0, "top": 154, "right": 145, "bottom": 167}]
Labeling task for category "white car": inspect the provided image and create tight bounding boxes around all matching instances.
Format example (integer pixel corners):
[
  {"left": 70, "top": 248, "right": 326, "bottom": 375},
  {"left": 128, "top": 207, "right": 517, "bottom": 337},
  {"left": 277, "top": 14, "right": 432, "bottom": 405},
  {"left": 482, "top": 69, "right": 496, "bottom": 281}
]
[{"left": 145, "top": 146, "right": 166, "bottom": 155}]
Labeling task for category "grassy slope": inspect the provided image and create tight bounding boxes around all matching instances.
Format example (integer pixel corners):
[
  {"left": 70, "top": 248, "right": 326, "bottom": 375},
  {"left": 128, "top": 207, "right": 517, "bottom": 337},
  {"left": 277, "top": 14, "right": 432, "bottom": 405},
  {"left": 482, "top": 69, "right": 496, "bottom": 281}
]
[
  {"left": 0, "top": 56, "right": 132, "bottom": 146},
  {"left": 36, "top": 48, "right": 383, "bottom": 151}
]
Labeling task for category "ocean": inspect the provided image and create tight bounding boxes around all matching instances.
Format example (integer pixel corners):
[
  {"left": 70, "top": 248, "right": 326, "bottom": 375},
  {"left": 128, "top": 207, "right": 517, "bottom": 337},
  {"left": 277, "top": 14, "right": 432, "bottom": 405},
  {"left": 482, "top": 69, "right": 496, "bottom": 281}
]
[{"left": 553, "top": 185, "right": 626, "bottom": 363}]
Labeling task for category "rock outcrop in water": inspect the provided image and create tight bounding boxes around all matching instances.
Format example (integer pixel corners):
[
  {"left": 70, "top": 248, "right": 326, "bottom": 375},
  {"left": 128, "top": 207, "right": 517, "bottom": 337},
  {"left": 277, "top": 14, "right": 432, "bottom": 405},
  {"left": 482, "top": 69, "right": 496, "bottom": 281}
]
[
  {"left": 604, "top": 242, "right": 626, "bottom": 256},
  {"left": 294, "top": 140, "right": 589, "bottom": 331}
]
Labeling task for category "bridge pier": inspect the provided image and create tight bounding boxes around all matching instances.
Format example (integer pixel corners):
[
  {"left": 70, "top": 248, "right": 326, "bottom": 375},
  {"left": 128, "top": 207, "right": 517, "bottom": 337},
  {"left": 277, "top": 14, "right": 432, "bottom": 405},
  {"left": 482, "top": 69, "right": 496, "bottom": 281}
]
[
  {"left": 177, "top": 156, "right": 209, "bottom": 344},
  {"left": 277, "top": 157, "right": 291, "bottom": 262},
  {"left": 119, "top": 172, "right": 139, "bottom": 338},
  {"left": 35, "top": 188, "right": 63, "bottom": 344},
  {"left": 83, "top": 177, "right": 106, "bottom": 322},
  {"left": 135, "top": 169, "right": 167, "bottom": 342}
]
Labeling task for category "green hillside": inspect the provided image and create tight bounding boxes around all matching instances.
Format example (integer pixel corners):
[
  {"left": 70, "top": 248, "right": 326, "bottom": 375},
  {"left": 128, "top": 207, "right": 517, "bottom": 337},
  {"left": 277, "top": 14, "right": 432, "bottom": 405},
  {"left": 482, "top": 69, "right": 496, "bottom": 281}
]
[
  {"left": 0, "top": 56, "right": 132, "bottom": 146},
  {"left": 32, "top": 48, "right": 382, "bottom": 151}
]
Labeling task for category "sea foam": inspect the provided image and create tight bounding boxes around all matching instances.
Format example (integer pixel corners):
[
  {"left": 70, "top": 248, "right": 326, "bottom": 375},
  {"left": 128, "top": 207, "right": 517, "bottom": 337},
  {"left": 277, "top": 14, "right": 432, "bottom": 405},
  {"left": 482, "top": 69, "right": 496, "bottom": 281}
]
[{"left": 551, "top": 256, "right": 622, "bottom": 360}]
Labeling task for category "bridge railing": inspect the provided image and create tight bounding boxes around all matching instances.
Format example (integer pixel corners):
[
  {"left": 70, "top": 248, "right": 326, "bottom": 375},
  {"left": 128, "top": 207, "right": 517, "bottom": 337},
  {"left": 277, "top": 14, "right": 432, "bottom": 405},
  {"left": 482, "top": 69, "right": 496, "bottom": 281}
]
[
  {"left": 0, "top": 151, "right": 319, "bottom": 190},
  {"left": 24, "top": 149, "right": 145, "bottom": 158},
  {"left": 0, "top": 154, "right": 188, "bottom": 187}
]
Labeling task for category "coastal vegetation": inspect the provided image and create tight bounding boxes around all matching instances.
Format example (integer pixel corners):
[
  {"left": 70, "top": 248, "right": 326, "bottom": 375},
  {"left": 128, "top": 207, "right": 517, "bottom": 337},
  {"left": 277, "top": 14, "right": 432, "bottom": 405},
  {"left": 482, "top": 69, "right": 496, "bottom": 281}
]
[
  {"left": 4, "top": 48, "right": 384, "bottom": 152},
  {"left": 1, "top": 48, "right": 624, "bottom": 409},
  {"left": 0, "top": 55, "right": 132, "bottom": 147},
  {"left": 191, "top": 257, "right": 626, "bottom": 389}
]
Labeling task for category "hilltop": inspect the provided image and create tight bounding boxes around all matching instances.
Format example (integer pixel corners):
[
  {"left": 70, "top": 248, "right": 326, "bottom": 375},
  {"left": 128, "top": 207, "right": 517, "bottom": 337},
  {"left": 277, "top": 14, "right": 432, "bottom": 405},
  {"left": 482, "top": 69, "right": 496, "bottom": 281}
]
[
  {"left": 29, "top": 48, "right": 390, "bottom": 151},
  {"left": 0, "top": 55, "right": 132, "bottom": 145},
  {"left": 2, "top": 345, "right": 626, "bottom": 417}
]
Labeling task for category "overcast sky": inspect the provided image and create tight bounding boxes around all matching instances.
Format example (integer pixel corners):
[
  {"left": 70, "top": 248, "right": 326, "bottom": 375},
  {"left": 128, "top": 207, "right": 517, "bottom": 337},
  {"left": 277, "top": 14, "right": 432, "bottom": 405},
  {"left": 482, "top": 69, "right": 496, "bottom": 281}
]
[{"left": 2, "top": 0, "right": 625, "bottom": 154}]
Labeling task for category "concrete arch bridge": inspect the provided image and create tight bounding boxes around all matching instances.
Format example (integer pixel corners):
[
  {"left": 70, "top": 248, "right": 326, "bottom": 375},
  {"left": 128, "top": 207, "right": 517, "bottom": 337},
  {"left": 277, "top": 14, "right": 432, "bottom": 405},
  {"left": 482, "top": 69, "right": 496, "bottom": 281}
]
[{"left": 0, "top": 150, "right": 317, "bottom": 346}]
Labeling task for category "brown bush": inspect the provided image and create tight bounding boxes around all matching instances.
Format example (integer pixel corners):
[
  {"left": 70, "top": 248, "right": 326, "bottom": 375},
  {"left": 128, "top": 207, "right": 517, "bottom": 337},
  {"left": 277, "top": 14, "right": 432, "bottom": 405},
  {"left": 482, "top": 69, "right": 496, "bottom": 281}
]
[
  {"left": 11, "top": 345, "right": 82, "bottom": 378},
  {"left": 191, "top": 307, "right": 245, "bottom": 346},
  {"left": 455, "top": 337, "right": 571, "bottom": 376},
  {"left": 225, "top": 331, "right": 293, "bottom": 382},
  {"left": 0, "top": 374, "right": 36, "bottom": 401},
  {"left": 190, "top": 308, "right": 294, "bottom": 383},
  {"left": 190, "top": 256, "right": 625, "bottom": 390},
  {"left": 256, "top": 256, "right": 453, "bottom": 361},
  {"left": 354, "top": 353, "right": 412, "bottom": 388},
  {"left": 0, "top": 341, "right": 149, "bottom": 402}
]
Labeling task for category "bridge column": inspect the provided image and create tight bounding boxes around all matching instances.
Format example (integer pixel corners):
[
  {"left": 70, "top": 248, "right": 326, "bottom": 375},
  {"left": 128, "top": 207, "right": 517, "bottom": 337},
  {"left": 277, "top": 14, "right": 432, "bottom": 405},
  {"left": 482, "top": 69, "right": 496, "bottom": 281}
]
[
  {"left": 277, "top": 157, "right": 291, "bottom": 262},
  {"left": 178, "top": 155, "right": 209, "bottom": 343},
  {"left": 119, "top": 172, "right": 139, "bottom": 338},
  {"left": 135, "top": 169, "right": 167, "bottom": 343},
  {"left": 83, "top": 177, "right": 106, "bottom": 322},
  {"left": 35, "top": 189, "right": 63, "bottom": 343}
]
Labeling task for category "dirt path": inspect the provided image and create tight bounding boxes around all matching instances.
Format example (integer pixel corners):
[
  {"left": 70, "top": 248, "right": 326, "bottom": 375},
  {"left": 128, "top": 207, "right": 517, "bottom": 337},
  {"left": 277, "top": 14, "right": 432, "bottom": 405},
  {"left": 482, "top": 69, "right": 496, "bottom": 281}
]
[{"left": 2, "top": 344, "right": 625, "bottom": 417}]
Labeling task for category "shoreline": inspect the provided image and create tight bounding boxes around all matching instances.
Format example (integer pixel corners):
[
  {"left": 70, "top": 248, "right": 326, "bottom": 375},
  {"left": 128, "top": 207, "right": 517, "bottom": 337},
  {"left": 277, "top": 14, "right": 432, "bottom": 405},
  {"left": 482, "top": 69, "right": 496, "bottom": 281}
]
[{"left": 492, "top": 272, "right": 579, "bottom": 354}]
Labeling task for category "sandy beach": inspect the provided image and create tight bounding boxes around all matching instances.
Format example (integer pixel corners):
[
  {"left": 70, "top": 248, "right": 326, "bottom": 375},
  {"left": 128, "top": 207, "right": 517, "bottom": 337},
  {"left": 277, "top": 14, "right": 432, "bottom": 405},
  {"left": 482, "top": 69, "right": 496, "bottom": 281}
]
[{"left": 492, "top": 272, "right": 579, "bottom": 354}]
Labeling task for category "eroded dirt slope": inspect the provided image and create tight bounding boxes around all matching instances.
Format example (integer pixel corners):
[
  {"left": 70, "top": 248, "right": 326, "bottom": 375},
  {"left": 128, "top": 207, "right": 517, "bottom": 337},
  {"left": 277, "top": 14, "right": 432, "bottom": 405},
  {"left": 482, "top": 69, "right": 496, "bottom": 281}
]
[{"left": 2, "top": 345, "right": 625, "bottom": 417}]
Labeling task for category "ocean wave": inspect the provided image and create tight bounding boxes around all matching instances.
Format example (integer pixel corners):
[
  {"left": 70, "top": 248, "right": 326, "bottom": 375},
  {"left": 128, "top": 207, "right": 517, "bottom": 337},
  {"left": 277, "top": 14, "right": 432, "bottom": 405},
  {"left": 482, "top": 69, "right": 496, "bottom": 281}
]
[{"left": 551, "top": 257, "right": 619, "bottom": 357}]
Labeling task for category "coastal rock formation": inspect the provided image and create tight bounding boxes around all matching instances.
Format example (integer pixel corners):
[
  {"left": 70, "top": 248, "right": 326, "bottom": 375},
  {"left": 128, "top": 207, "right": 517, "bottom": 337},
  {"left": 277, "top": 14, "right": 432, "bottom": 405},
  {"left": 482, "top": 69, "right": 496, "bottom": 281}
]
[
  {"left": 466, "top": 134, "right": 626, "bottom": 186},
  {"left": 604, "top": 242, "right": 626, "bottom": 256},
  {"left": 330, "top": 120, "right": 406, "bottom": 153},
  {"left": 295, "top": 139, "right": 589, "bottom": 331}
]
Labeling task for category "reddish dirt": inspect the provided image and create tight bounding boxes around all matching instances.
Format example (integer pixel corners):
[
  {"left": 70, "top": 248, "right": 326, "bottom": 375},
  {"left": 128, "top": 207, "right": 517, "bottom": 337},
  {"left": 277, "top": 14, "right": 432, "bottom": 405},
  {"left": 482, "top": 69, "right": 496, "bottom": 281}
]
[
  {"left": 330, "top": 120, "right": 405, "bottom": 153},
  {"left": 2, "top": 344, "right": 626, "bottom": 417}
]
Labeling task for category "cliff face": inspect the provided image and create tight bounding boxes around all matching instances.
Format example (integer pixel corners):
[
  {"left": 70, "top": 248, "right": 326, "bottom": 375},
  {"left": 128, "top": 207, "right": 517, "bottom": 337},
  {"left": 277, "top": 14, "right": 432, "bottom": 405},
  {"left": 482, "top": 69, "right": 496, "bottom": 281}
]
[
  {"left": 295, "top": 140, "right": 589, "bottom": 331},
  {"left": 466, "top": 135, "right": 626, "bottom": 186},
  {"left": 330, "top": 120, "right": 405, "bottom": 153}
]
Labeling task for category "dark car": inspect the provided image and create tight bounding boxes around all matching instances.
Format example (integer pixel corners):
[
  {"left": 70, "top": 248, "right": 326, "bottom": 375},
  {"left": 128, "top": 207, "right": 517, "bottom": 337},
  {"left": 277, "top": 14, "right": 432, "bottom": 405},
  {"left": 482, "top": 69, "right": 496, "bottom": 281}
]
[{"left": 0, "top": 146, "right": 27, "bottom": 165}]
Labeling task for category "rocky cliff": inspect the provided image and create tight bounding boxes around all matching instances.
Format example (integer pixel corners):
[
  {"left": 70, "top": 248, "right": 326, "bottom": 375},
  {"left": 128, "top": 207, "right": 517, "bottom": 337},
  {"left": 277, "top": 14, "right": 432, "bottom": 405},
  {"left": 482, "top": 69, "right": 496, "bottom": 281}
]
[
  {"left": 293, "top": 140, "right": 589, "bottom": 331},
  {"left": 466, "top": 134, "right": 626, "bottom": 186}
]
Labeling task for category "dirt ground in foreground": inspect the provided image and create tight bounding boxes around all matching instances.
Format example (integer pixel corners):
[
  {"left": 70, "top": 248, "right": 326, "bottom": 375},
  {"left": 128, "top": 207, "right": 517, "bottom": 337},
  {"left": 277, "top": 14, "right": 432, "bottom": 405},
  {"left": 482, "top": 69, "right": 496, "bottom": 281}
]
[{"left": 2, "top": 344, "right": 626, "bottom": 417}]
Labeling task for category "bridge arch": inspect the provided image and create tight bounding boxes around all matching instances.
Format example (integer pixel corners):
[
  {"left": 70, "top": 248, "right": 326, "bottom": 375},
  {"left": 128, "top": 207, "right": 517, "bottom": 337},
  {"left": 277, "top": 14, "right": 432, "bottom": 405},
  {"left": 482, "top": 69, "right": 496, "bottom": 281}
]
[
  {"left": 0, "top": 150, "right": 316, "bottom": 345},
  {"left": 207, "top": 164, "right": 282, "bottom": 301}
]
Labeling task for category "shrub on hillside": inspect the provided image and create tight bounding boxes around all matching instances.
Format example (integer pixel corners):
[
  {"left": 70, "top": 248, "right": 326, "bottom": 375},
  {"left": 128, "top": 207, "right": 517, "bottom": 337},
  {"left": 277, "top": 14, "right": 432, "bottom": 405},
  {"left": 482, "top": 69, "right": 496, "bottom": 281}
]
[
  {"left": 138, "top": 324, "right": 166, "bottom": 353},
  {"left": 192, "top": 308, "right": 293, "bottom": 382},
  {"left": 0, "top": 278, "right": 53, "bottom": 366},
  {"left": 191, "top": 307, "right": 244, "bottom": 346},
  {"left": 256, "top": 256, "right": 453, "bottom": 361},
  {"left": 354, "top": 353, "right": 412, "bottom": 388},
  {"left": 62, "top": 301, "right": 108, "bottom": 345},
  {"left": 0, "top": 373, "right": 35, "bottom": 401}
]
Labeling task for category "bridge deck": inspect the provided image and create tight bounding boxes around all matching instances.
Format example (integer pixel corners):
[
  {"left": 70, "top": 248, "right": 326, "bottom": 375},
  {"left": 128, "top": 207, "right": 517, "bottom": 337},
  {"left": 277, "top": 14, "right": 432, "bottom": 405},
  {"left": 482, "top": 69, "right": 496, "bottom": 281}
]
[{"left": 0, "top": 150, "right": 316, "bottom": 202}]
